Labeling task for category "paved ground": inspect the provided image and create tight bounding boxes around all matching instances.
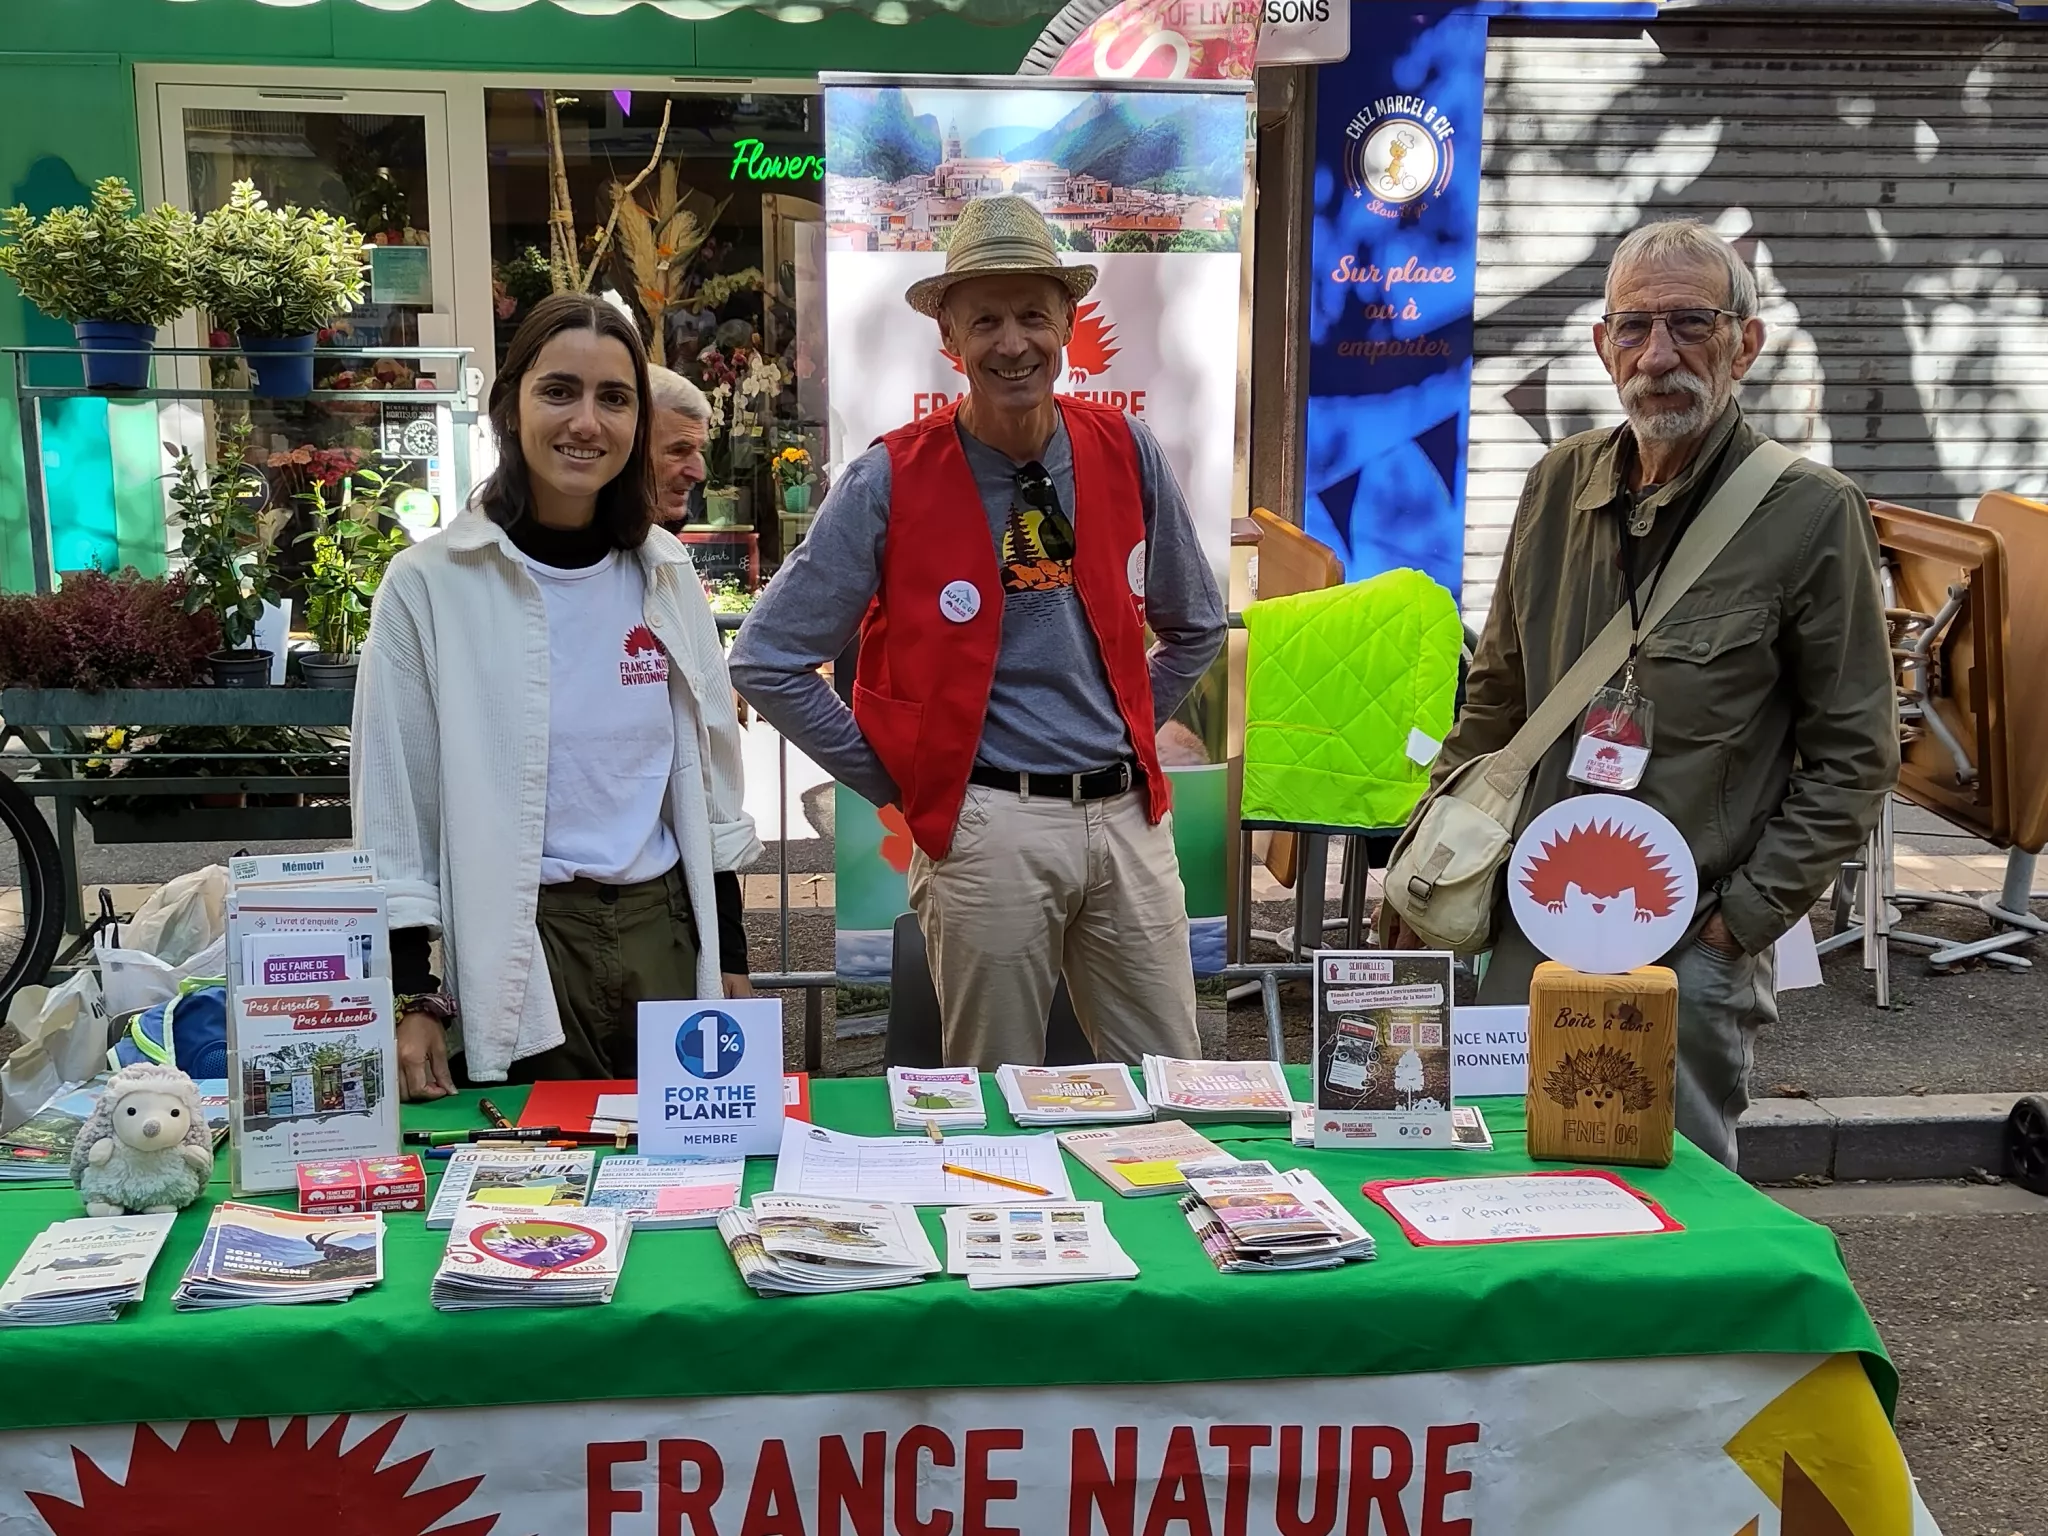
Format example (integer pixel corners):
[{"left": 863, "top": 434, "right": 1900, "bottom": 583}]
[{"left": 1770, "top": 1181, "right": 2048, "bottom": 1536}]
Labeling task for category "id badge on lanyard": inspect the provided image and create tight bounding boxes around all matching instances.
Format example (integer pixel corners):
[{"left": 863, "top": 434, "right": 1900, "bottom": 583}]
[{"left": 1567, "top": 522, "right": 1657, "bottom": 792}]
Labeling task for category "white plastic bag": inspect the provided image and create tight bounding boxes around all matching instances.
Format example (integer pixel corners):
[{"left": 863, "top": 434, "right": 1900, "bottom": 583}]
[
  {"left": 0, "top": 971, "right": 111, "bottom": 1134},
  {"left": 92, "top": 866, "right": 231, "bottom": 1018},
  {"left": 94, "top": 932, "right": 227, "bottom": 1022},
  {"left": 120, "top": 865, "right": 229, "bottom": 966}
]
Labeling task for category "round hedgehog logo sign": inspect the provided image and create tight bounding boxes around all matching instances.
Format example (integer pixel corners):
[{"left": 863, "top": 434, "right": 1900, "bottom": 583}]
[
  {"left": 1507, "top": 794, "right": 1698, "bottom": 975},
  {"left": 675, "top": 1009, "right": 745, "bottom": 1080}
]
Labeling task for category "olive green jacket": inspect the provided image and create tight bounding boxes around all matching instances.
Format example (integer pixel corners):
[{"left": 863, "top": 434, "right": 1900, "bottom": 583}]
[{"left": 1442, "top": 402, "right": 1898, "bottom": 996}]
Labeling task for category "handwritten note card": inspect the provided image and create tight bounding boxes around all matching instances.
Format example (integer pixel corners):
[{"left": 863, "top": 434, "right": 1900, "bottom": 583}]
[{"left": 1364, "top": 1172, "right": 1681, "bottom": 1246}]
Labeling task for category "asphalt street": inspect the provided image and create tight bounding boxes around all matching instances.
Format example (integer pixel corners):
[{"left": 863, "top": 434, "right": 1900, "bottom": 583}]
[{"left": 1775, "top": 1182, "right": 2048, "bottom": 1536}]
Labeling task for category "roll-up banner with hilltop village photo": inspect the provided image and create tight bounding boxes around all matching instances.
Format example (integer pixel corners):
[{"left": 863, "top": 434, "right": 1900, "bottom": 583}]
[{"left": 819, "top": 74, "right": 1253, "bottom": 1006}]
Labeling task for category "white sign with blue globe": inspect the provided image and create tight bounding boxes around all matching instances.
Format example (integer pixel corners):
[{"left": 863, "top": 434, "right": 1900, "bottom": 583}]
[{"left": 638, "top": 998, "right": 785, "bottom": 1159}]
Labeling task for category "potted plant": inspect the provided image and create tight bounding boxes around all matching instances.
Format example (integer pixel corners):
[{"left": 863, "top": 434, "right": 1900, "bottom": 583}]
[
  {"left": 773, "top": 444, "right": 813, "bottom": 515},
  {"left": 296, "top": 463, "right": 409, "bottom": 689},
  {"left": 0, "top": 568, "right": 219, "bottom": 691},
  {"left": 192, "top": 180, "right": 367, "bottom": 398},
  {"left": 169, "top": 420, "right": 282, "bottom": 687},
  {"left": 0, "top": 177, "right": 194, "bottom": 390}
]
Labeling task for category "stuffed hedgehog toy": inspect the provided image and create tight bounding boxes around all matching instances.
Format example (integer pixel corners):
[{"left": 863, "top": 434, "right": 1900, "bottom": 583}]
[{"left": 69, "top": 1063, "right": 214, "bottom": 1216}]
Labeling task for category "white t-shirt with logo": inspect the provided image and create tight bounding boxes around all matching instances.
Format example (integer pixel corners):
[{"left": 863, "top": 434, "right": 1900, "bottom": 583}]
[{"left": 523, "top": 550, "right": 680, "bottom": 886}]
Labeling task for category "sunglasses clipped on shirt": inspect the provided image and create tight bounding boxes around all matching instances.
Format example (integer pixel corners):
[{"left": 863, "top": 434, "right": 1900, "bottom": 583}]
[
  {"left": 1014, "top": 461, "right": 1077, "bottom": 549},
  {"left": 1601, "top": 308, "right": 1739, "bottom": 349}
]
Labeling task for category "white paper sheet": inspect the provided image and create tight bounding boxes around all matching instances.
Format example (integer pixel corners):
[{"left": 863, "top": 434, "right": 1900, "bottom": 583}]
[
  {"left": 1375, "top": 1174, "right": 1671, "bottom": 1244},
  {"left": 771, "top": 1122, "right": 1072, "bottom": 1206},
  {"left": 1450, "top": 1005, "right": 1530, "bottom": 1098}
]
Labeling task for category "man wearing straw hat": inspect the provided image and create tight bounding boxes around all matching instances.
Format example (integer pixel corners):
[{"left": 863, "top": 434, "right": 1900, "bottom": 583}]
[{"left": 732, "top": 194, "right": 1225, "bottom": 1069}]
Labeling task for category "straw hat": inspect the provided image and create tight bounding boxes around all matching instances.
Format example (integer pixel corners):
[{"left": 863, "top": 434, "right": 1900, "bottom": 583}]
[{"left": 904, "top": 195, "right": 1098, "bottom": 318}]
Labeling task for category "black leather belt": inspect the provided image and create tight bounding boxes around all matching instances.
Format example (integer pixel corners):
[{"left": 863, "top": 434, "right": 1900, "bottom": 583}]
[{"left": 968, "top": 759, "right": 1137, "bottom": 804}]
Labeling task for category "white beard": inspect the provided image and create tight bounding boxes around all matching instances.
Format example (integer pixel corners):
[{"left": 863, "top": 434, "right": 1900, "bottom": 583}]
[{"left": 1621, "top": 367, "right": 1725, "bottom": 443}]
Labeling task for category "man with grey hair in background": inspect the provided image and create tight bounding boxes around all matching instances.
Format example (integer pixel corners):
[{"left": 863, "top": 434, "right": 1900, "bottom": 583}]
[
  {"left": 647, "top": 364, "right": 711, "bottom": 531},
  {"left": 1391, "top": 218, "right": 1898, "bottom": 1169}
]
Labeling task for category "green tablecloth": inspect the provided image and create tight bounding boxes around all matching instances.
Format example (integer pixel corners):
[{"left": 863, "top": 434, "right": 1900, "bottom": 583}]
[{"left": 0, "top": 1072, "right": 1890, "bottom": 1433}]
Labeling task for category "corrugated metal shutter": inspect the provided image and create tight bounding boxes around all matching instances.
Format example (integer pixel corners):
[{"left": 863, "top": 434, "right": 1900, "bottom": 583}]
[{"left": 1467, "top": 16, "right": 2048, "bottom": 620}]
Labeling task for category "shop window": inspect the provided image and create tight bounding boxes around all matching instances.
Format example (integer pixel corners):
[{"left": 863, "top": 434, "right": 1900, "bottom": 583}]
[
  {"left": 179, "top": 104, "right": 445, "bottom": 603},
  {"left": 485, "top": 88, "right": 827, "bottom": 589}
]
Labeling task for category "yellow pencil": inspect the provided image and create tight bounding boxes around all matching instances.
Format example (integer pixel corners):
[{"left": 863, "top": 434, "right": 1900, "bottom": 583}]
[{"left": 942, "top": 1163, "right": 1052, "bottom": 1198}]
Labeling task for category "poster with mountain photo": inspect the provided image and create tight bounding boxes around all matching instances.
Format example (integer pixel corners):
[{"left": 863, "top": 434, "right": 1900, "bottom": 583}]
[{"left": 820, "top": 73, "right": 1252, "bottom": 990}]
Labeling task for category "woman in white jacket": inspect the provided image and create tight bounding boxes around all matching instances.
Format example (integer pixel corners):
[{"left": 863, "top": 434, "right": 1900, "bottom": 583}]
[{"left": 352, "top": 293, "right": 761, "bottom": 1099}]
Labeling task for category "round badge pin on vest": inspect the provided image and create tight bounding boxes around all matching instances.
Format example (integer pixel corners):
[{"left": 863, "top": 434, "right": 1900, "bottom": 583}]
[
  {"left": 939, "top": 580, "right": 981, "bottom": 624},
  {"left": 1127, "top": 542, "right": 1147, "bottom": 598}
]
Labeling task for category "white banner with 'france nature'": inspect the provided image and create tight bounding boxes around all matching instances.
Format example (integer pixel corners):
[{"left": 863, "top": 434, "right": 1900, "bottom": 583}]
[
  {"left": 818, "top": 75, "right": 1252, "bottom": 987},
  {"left": 0, "top": 1354, "right": 1943, "bottom": 1533}
]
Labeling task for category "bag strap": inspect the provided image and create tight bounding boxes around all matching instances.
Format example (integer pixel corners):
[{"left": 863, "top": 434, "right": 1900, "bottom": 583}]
[{"left": 1480, "top": 438, "right": 1799, "bottom": 796}]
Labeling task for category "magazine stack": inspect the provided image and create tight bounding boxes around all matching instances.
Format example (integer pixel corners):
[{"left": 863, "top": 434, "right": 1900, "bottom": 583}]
[
  {"left": 426, "top": 1148, "right": 595, "bottom": 1228},
  {"left": 587, "top": 1157, "right": 743, "bottom": 1229},
  {"left": 431, "top": 1206, "right": 631, "bottom": 1310},
  {"left": 1140, "top": 1056, "right": 1293, "bottom": 1123},
  {"left": 1055, "top": 1120, "right": 1232, "bottom": 1198},
  {"left": 1180, "top": 1163, "right": 1376, "bottom": 1274},
  {"left": 887, "top": 1067, "right": 987, "bottom": 1132},
  {"left": 174, "top": 1203, "right": 385, "bottom": 1309},
  {"left": 995, "top": 1064, "right": 1152, "bottom": 1126},
  {"left": 0, "top": 1213, "right": 176, "bottom": 1326},
  {"left": 720, "top": 1193, "right": 940, "bottom": 1295}
]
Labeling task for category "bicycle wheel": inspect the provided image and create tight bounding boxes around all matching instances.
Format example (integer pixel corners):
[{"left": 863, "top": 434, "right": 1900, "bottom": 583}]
[{"left": 0, "top": 767, "right": 63, "bottom": 1012}]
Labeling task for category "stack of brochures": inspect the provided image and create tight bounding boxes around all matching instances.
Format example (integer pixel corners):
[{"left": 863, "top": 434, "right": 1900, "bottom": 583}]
[
  {"left": 1180, "top": 1163, "right": 1376, "bottom": 1274},
  {"left": 0, "top": 1075, "right": 111, "bottom": 1180},
  {"left": 887, "top": 1066, "right": 988, "bottom": 1131},
  {"left": 720, "top": 1193, "right": 941, "bottom": 1296},
  {"left": 1056, "top": 1120, "right": 1233, "bottom": 1198},
  {"left": 0, "top": 1213, "right": 176, "bottom": 1326},
  {"left": 1290, "top": 1103, "right": 1493, "bottom": 1151},
  {"left": 431, "top": 1205, "right": 632, "bottom": 1310},
  {"left": 426, "top": 1148, "right": 595, "bottom": 1228},
  {"left": 995, "top": 1063, "right": 1152, "bottom": 1126},
  {"left": 0, "top": 1076, "right": 231, "bottom": 1182},
  {"left": 174, "top": 1203, "right": 385, "bottom": 1309},
  {"left": 587, "top": 1156, "right": 743, "bottom": 1229},
  {"left": 1141, "top": 1056, "right": 1293, "bottom": 1123},
  {"left": 941, "top": 1201, "right": 1139, "bottom": 1290}
]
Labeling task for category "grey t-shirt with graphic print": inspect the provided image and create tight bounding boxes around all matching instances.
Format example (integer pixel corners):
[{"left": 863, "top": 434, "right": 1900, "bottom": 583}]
[{"left": 729, "top": 413, "right": 1225, "bottom": 807}]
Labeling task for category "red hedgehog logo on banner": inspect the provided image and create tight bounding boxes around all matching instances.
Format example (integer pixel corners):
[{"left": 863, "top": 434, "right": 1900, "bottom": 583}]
[
  {"left": 1517, "top": 817, "right": 1681, "bottom": 926},
  {"left": 27, "top": 1416, "right": 500, "bottom": 1535},
  {"left": 1065, "top": 302, "right": 1120, "bottom": 383},
  {"left": 1507, "top": 794, "right": 1698, "bottom": 975}
]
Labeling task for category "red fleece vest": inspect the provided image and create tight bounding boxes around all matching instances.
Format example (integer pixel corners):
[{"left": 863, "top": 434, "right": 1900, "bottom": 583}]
[{"left": 854, "top": 397, "right": 1169, "bottom": 861}]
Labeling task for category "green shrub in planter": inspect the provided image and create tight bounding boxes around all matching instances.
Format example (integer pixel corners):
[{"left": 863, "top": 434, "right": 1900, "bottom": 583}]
[
  {"left": 0, "top": 178, "right": 194, "bottom": 326},
  {"left": 298, "top": 463, "right": 409, "bottom": 670},
  {"left": 0, "top": 178, "right": 195, "bottom": 387},
  {"left": 169, "top": 420, "right": 281, "bottom": 660},
  {"left": 192, "top": 180, "right": 368, "bottom": 342}
]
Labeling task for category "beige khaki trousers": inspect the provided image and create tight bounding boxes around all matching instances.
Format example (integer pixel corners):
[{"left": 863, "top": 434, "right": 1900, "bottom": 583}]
[{"left": 907, "top": 784, "right": 1201, "bottom": 1070}]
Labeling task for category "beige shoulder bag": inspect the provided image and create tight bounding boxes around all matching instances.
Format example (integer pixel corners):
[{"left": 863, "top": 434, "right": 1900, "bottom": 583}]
[{"left": 1382, "top": 439, "right": 1799, "bottom": 953}]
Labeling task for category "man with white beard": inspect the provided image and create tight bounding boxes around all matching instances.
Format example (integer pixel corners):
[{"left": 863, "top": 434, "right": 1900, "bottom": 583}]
[{"left": 1390, "top": 220, "right": 1897, "bottom": 1169}]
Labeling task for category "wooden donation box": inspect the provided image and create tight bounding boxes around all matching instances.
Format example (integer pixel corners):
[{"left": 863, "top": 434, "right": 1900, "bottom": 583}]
[{"left": 1525, "top": 962, "right": 1678, "bottom": 1168}]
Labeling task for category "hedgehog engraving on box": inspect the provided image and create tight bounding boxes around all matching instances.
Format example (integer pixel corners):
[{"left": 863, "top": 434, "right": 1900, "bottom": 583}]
[{"left": 1541, "top": 1043, "right": 1659, "bottom": 1115}]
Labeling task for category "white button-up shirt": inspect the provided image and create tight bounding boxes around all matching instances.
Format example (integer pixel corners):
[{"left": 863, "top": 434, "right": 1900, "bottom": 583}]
[{"left": 350, "top": 510, "right": 761, "bottom": 1082}]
